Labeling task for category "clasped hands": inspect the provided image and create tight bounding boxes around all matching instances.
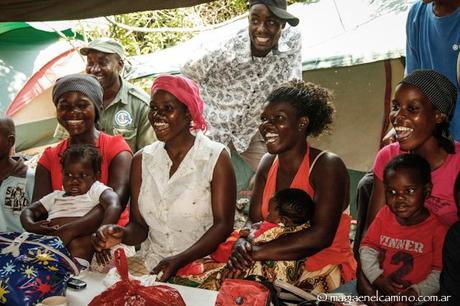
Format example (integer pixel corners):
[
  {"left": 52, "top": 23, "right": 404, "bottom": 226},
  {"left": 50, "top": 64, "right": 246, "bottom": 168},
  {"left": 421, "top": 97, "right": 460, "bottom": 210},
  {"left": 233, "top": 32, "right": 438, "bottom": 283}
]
[
  {"left": 222, "top": 229, "right": 258, "bottom": 279},
  {"left": 90, "top": 225, "right": 188, "bottom": 282}
]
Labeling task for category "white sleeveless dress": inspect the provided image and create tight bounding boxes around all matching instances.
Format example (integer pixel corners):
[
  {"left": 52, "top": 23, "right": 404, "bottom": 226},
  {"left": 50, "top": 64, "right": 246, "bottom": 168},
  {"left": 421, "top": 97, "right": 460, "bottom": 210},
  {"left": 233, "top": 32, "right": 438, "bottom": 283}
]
[{"left": 137, "top": 131, "right": 226, "bottom": 271}]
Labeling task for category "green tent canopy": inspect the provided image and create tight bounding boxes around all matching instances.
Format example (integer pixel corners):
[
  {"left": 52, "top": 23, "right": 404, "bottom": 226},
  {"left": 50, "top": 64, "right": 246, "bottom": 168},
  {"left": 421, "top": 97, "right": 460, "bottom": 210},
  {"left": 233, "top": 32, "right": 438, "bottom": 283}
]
[
  {"left": 124, "top": 0, "right": 412, "bottom": 217},
  {"left": 0, "top": 0, "right": 214, "bottom": 22},
  {"left": 0, "top": 22, "right": 85, "bottom": 151}
]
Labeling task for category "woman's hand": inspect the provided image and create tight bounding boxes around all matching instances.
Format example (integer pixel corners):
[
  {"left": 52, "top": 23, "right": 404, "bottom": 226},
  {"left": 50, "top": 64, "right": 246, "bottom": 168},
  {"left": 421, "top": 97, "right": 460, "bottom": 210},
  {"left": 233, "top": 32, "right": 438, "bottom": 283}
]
[
  {"left": 91, "top": 224, "right": 124, "bottom": 252},
  {"left": 151, "top": 255, "right": 185, "bottom": 282},
  {"left": 221, "top": 266, "right": 246, "bottom": 279},
  {"left": 227, "top": 235, "right": 254, "bottom": 271},
  {"left": 94, "top": 249, "right": 113, "bottom": 266},
  {"left": 147, "top": 149, "right": 236, "bottom": 282}
]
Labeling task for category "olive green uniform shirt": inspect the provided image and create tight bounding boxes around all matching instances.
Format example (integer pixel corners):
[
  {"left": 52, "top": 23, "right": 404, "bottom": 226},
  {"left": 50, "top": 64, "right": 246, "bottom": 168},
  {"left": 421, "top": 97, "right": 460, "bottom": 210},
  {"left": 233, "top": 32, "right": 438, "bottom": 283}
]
[{"left": 54, "top": 78, "right": 155, "bottom": 152}]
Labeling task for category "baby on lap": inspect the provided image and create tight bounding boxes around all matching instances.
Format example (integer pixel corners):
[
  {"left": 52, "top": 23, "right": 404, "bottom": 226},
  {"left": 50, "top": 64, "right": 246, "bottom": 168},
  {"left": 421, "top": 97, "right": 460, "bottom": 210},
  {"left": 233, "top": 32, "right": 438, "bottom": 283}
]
[
  {"left": 173, "top": 188, "right": 314, "bottom": 289},
  {"left": 21, "top": 144, "right": 122, "bottom": 261}
]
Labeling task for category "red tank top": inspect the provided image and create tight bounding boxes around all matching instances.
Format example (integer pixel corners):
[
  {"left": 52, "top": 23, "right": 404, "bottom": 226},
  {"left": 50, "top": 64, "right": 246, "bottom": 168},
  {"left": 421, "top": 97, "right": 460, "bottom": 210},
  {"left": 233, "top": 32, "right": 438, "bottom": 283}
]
[{"left": 260, "top": 146, "right": 356, "bottom": 280}]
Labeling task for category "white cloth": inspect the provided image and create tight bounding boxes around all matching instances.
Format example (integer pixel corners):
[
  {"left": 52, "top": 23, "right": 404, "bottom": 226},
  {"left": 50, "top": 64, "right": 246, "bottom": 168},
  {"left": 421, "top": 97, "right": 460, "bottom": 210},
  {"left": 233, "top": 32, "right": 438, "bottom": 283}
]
[
  {"left": 39, "top": 181, "right": 111, "bottom": 220},
  {"left": 181, "top": 26, "right": 302, "bottom": 153},
  {"left": 137, "top": 131, "right": 225, "bottom": 271}
]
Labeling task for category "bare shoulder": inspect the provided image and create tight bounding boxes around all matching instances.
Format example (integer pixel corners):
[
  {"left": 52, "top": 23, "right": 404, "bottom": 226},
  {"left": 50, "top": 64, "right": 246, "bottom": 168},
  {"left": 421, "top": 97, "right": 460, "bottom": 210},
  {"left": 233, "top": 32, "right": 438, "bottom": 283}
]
[
  {"left": 212, "top": 148, "right": 233, "bottom": 175},
  {"left": 131, "top": 149, "right": 144, "bottom": 172},
  {"left": 256, "top": 153, "right": 276, "bottom": 179},
  {"left": 310, "top": 147, "right": 346, "bottom": 169},
  {"left": 309, "top": 147, "right": 349, "bottom": 209},
  {"left": 309, "top": 147, "right": 348, "bottom": 181}
]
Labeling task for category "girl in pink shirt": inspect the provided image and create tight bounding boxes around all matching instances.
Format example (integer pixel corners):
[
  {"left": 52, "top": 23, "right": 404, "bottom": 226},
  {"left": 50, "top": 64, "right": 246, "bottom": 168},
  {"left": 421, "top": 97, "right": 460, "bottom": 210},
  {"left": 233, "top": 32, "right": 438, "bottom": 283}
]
[{"left": 367, "top": 70, "right": 459, "bottom": 230}]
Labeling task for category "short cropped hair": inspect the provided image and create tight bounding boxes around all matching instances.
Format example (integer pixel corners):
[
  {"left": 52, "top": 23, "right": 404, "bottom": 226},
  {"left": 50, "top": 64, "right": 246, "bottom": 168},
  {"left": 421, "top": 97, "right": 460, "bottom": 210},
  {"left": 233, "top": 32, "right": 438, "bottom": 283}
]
[
  {"left": 383, "top": 153, "right": 431, "bottom": 186},
  {"left": 0, "top": 116, "right": 15, "bottom": 137}
]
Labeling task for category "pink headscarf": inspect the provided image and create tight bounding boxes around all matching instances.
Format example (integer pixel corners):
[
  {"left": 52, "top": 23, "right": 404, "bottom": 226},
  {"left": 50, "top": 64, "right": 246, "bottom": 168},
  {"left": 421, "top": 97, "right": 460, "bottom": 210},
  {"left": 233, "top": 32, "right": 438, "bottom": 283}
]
[{"left": 151, "top": 74, "right": 207, "bottom": 131}]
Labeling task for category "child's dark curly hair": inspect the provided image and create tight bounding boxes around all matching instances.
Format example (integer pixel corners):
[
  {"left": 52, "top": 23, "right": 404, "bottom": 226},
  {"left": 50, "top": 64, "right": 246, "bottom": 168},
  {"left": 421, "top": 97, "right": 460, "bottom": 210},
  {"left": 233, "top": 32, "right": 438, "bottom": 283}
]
[
  {"left": 266, "top": 79, "right": 335, "bottom": 137},
  {"left": 273, "top": 188, "right": 315, "bottom": 225},
  {"left": 61, "top": 144, "right": 102, "bottom": 174}
]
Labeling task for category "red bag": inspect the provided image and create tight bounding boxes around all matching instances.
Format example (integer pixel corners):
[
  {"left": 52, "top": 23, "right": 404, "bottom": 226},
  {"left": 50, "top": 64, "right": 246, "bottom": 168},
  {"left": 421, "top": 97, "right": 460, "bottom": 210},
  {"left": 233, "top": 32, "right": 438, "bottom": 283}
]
[
  {"left": 214, "top": 279, "right": 270, "bottom": 306},
  {"left": 89, "top": 248, "right": 186, "bottom": 306}
]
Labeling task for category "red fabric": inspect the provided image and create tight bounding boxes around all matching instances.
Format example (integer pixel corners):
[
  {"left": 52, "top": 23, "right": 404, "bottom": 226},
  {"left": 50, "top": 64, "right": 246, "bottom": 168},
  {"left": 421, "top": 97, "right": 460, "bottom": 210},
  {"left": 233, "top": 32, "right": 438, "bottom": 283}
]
[
  {"left": 210, "top": 221, "right": 278, "bottom": 263},
  {"left": 89, "top": 248, "right": 186, "bottom": 306},
  {"left": 214, "top": 279, "right": 269, "bottom": 306},
  {"left": 6, "top": 48, "right": 82, "bottom": 116},
  {"left": 38, "top": 132, "right": 132, "bottom": 226},
  {"left": 261, "top": 147, "right": 356, "bottom": 281},
  {"left": 373, "top": 142, "right": 460, "bottom": 226},
  {"left": 176, "top": 260, "right": 206, "bottom": 276},
  {"left": 261, "top": 146, "right": 314, "bottom": 219},
  {"left": 305, "top": 214, "right": 357, "bottom": 282},
  {"left": 361, "top": 206, "right": 448, "bottom": 286},
  {"left": 151, "top": 74, "right": 207, "bottom": 131}
]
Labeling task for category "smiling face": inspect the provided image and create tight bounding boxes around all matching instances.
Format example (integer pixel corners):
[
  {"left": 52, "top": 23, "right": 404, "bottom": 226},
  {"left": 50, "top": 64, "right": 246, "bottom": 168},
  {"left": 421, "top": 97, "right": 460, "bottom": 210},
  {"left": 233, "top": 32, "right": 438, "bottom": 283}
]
[
  {"left": 85, "top": 51, "right": 122, "bottom": 91},
  {"left": 249, "top": 4, "right": 285, "bottom": 57},
  {"left": 56, "top": 91, "right": 97, "bottom": 137},
  {"left": 259, "top": 100, "right": 307, "bottom": 154},
  {"left": 385, "top": 168, "right": 430, "bottom": 225},
  {"left": 148, "top": 90, "right": 191, "bottom": 142},
  {"left": 62, "top": 157, "right": 98, "bottom": 196},
  {"left": 390, "top": 84, "right": 443, "bottom": 152}
]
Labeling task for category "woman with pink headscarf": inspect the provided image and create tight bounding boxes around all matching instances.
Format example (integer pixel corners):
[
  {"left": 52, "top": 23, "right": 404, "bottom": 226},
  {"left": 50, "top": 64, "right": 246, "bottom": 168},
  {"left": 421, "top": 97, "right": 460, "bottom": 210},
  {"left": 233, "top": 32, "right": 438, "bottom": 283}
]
[{"left": 92, "top": 75, "right": 236, "bottom": 281}]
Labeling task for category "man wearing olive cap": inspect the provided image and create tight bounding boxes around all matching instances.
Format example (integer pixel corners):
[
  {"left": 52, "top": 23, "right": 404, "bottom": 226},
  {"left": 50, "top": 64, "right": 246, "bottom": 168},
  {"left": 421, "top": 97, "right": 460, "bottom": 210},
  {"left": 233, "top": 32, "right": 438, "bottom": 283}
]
[
  {"left": 55, "top": 38, "right": 155, "bottom": 152},
  {"left": 181, "top": 0, "right": 302, "bottom": 172}
]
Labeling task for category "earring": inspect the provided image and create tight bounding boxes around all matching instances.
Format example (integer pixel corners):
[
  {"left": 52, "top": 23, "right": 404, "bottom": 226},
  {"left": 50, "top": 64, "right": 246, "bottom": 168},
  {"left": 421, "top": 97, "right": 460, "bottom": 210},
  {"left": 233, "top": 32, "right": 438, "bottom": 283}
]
[{"left": 298, "top": 123, "right": 304, "bottom": 131}]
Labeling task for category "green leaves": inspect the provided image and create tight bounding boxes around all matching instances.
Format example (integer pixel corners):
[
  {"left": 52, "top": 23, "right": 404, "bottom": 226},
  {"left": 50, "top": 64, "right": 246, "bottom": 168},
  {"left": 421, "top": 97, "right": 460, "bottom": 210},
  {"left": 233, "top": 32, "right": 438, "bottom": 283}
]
[{"left": 79, "top": 0, "right": 314, "bottom": 58}]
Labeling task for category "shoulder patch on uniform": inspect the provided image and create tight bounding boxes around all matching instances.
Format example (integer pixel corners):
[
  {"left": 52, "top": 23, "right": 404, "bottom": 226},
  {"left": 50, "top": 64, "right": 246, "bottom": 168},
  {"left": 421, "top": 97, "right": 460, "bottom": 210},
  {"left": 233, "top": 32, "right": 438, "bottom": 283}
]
[
  {"left": 114, "top": 110, "right": 133, "bottom": 127},
  {"left": 128, "top": 86, "right": 150, "bottom": 104}
]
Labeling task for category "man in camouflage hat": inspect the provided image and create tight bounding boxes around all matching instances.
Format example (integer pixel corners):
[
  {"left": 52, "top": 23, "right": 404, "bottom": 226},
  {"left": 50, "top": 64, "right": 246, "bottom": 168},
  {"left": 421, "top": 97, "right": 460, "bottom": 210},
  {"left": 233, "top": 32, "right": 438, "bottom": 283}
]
[{"left": 55, "top": 37, "right": 154, "bottom": 152}]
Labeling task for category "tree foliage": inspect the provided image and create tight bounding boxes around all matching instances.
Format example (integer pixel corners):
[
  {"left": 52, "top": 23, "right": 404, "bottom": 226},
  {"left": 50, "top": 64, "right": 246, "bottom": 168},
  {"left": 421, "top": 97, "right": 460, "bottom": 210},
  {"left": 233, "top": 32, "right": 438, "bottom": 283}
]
[{"left": 79, "top": 0, "right": 316, "bottom": 57}]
